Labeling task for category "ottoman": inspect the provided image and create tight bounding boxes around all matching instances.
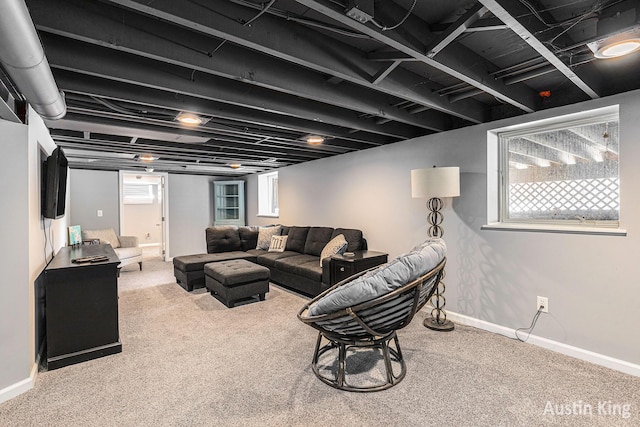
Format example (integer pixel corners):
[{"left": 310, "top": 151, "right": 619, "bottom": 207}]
[
  {"left": 173, "top": 252, "right": 257, "bottom": 291},
  {"left": 205, "top": 259, "right": 270, "bottom": 308}
]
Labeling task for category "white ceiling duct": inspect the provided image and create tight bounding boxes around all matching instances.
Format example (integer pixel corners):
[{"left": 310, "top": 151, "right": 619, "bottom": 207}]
[{"left": 0, "top": 0, "right": 66, "bottom": 120}]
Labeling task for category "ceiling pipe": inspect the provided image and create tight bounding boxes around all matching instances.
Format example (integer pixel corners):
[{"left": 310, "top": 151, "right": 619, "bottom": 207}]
[{"left": 0, "top": 0, "right": 66, "bottom": 120}]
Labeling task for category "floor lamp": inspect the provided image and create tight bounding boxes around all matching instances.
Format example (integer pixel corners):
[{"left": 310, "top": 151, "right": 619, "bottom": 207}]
[{"left": 411, "top": 166, "right": 460, "bottom": 332}]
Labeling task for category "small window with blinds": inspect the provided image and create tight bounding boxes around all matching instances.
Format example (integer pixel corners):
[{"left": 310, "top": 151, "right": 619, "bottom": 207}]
[{"left": 123, "top": 183, "right": 154, "bottom": 204}]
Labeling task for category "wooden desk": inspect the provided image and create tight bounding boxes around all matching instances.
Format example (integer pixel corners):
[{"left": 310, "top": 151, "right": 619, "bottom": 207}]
[{"left": 43, "top": 244, "right": 122, "bottom": 369}]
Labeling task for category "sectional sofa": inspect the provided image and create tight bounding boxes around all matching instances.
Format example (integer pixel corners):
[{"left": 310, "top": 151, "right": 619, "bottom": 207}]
[{"left": 173, "top": 225, "right": 368, "bottom": 296}]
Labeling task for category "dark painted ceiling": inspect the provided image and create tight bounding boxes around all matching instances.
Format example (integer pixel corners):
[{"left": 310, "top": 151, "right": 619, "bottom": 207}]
[{"left": 7, "top": 0, "right": 640, "bottom": 175}]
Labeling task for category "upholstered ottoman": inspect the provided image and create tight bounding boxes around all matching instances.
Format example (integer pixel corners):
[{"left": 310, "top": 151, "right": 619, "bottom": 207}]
[
  {"left": 173, "top": 252, "right": 257, "bottom": 291},
  {"left": 204, "top": 259, "right": 270, "bottom": 308}
]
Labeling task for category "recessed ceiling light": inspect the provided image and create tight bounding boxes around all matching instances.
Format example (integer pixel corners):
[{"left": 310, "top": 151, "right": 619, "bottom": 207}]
[
  {"left": 588, "top": 28, "right": 640, "bottom": 59},
  {"left": 595, "top": 39, "right": 640, "bottom": 58},
  {"left": 229, "top": 163, "right": 242, "bottom": 169},
  {"left": 145, "top": 167, "right": 154, "bottom": 172},
  {"left": 176, "top": 112, "right": 203, "bottom": 125},
  {"left": 306, "top": 135, "right": 325, "bottom": 145},
  {"left": 139, "top": 155, "right": 157, "bottom": 162}
]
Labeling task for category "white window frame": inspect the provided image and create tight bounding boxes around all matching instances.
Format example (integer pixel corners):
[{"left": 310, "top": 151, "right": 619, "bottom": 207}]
[
  {"left": 123, "top": 182, "right": 154, "bottom": 205},
  {"left": 257, "top": 171, "right": 279, "bottom": 217},
  {"left": 483, "top": 105, "right": 626, "bottom": 236}
]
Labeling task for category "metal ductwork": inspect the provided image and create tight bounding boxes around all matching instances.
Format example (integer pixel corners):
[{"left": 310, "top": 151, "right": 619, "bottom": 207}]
[{"left": 0, "top": 0, "right": 66, "bottom": 120}]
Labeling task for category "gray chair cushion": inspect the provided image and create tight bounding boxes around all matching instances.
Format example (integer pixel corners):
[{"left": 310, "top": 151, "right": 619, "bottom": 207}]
[
  {"left": 308, "top": 238, "right": 446, "bottom": 316},
  {"left": 332, "top": 228, "right": 363, "bottom": 252},
  {"left": 285, "top": 226, "right": 310, "bottom": 253},
  {"left": 114, "top": 246, "right": 142, "bottom": 260},
  {"left": 206, "top": 226, "right": 242, "bottom": 253},
  {"left": 304, "top": 227, "right": 334, "bottom": 256}
]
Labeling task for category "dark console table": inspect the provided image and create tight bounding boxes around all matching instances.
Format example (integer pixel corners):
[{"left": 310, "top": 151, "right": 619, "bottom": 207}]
[
  {"left": 43, "top": 244, "right": 122, "bottom": 370},
  {"left": 330, "top": 250, "right": 388, "bottom": 285}
]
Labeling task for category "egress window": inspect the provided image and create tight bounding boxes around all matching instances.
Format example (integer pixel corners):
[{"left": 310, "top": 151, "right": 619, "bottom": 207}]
[{"left": 499, "top": 108, "right": 619, "bottom": 228}]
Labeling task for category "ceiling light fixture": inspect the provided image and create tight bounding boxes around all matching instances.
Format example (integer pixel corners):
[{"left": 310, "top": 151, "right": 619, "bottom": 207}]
[
  {"left": 145, "top": 168, "right": 154, "bottom": 172},
  {"left": 229, "top": 163, "right": 242, "bottom": 169},
  {"left": 306, "top": 135, "right": 325, "bottom": 145},
  {"left": 588, "top": 28, "right": 640, "bottom": 59},
  {"left": 176, "top": 112, "right": 203, "bottom": 125},
  {"left": 138, "top": 155, "right": 157, "bottom": 162}
]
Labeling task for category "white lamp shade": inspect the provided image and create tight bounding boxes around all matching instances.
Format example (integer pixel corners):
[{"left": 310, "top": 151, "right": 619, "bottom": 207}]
[{"left": 411, "top": 167, "right": 460, "bottom": 198}]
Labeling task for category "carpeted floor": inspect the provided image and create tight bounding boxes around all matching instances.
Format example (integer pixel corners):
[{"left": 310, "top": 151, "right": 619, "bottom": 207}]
[{"left": 1, "top": 257, "right": 638, "bottom": 426}]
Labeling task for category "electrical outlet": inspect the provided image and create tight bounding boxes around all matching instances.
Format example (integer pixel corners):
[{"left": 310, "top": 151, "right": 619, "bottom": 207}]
[{"left": 537, "top": 296, "right": 549, "bottom": 313}]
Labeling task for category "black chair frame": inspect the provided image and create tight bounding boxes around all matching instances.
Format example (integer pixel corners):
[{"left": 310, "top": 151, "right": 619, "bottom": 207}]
[{"left": 298, "top": 258, "right": 446, "bottom": 392}]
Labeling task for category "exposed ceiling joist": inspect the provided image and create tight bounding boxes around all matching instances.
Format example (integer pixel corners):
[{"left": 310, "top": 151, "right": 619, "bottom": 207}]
[
  {"left": 293, "top": 0, "right": 539, "bottom": 113},
  {"left": 425, "top": 3, "right": 488, "bottom": 58},
  {"left": 477, "top": 0, "right": 600, "bottom": 99},
  {"left": 28, "top": 0, "right": 449, "bottom": 133},
  {"left": 100, "top": 0, "right": 486, "bottom": 123},
  {"left": 53, "top": 70, "right": 394, "bottom": 146},
  {"left": 42, "top": 34, "right": 420, "bottom": 140}
]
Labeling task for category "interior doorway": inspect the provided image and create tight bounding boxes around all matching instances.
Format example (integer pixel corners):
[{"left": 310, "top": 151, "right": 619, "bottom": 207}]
[{"left": 119, "top": 171, "right": 169, "bottom": 262}]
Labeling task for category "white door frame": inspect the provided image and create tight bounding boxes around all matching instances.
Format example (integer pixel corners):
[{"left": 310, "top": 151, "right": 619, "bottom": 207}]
[{"left": 118, "top": 170, "right": 170, "bottom": 261}]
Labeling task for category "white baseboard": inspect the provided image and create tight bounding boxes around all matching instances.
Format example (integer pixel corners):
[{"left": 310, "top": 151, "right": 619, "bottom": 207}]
[
  {"left": 0, "top": 376, "right": 33, "bottom": 404},
  {"left": 447, "top": 311, "right": 640, "bottom": 378},
  {"left": 0, "top": 345, "right": 42, "bottom": 404}
]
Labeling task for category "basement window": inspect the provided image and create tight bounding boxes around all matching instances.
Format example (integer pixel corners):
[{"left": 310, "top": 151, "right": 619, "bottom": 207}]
[
  {"left": 484, "top": 106, "right": 624, "bottom": 235},
  {"left": 258, "top": 171, "right": 279, "bottom": 217},
  {"left": 123, "top": 183, "right": 154, "bottom": 204}
]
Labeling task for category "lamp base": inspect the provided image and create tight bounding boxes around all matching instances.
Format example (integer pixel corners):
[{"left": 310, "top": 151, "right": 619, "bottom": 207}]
[{"left": 424, "top": 317, "right": 455, "bottom": 332}]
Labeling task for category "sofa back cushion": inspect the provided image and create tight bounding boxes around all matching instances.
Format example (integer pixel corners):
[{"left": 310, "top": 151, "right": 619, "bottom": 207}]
[
  {"left": 331, "top": 228, "right": 363, "bottom": 252},
  {"left": 239, "top": 227, "right": 259, "bottom": 251},
  {"left": 206, "top": 226, "right": 242, "bottom": 253},
  {"left": 285, "top": 226, "right": 310, "bottom": 253},
  {"left": 304, "top": 227, "right": 334, "bottom": 256}
]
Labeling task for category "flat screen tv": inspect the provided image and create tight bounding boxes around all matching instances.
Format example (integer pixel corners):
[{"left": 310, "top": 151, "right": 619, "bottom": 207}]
[{"left": 42, "top": 147, "right": 68, "bottom": 219}]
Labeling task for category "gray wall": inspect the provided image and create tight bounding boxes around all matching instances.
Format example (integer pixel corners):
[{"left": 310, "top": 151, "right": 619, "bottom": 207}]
[
  {"left": 68, "top": 171, "right": 246, "bottom": 259},
  {"left": 69, "top": 169, "right": 120, "bottom": 233},
  {"left": 246, "top": 89, "right": 640, "bottom": 367},
  {"left": 0, "top": 110, "right": 67, "bottom": 403},
  {"left": 168, "top": 174, "right": 217, "bottom": 257},
  {"left": 0, "top": 121, "right": 31, "bottom": 396}
]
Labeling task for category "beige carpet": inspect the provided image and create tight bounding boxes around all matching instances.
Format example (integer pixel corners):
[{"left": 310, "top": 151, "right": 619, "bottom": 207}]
[{"left": 1, "top": 258, "right": 638, "bottom": 426}]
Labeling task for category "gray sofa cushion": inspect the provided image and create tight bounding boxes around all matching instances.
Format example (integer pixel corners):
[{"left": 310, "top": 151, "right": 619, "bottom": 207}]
[
  {"left": 206, "top": 226, "right": 242, "bottom": 253},
  {"left": 238, "top": 227, "right": 259, "bottom": 251},
  {"left": 256, "top": 251, "right": 299, "bottom": 267},
  {"left": 304, "top": 227, "right": 334, "bottom": 256},
  {"left": 308, "top": 238, "right": 446, "bottom": 316},
  {"left": 275, "top": 254, "right": 322, "bottom": 282},
  {"left": 285, "top": 226, "right": 310, "bottom": 253},
  {"left": 332, "top": 228, "right": 364, "bottom": 252}
]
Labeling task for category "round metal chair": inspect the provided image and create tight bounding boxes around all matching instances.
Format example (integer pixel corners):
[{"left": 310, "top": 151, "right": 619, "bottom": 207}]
[{"left": 297, "top": 258, "right": 446, "bottom": 392}]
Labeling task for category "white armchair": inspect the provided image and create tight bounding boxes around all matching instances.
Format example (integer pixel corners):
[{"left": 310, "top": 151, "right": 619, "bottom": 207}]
[{"left": 82, "top": 228, "right": 143, "bottom": 270}]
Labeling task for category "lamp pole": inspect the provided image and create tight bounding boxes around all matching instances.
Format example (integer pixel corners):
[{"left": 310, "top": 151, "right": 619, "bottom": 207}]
[
  {"left": 411, "top": 167, "right": 459, "bottom": 332},
  {"left": 423, "top": 196, "right": 454, "bottom": 331}
]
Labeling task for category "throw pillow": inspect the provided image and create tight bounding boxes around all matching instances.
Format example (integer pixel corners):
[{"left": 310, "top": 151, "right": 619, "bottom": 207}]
[
  {"left": 319, "top": 234, "right": 348, "bottom": 266},
  {"left": 255, "top": 225, "right": 281, "bottom": 250},
  {"left": 268, "top": 235, "right": 288, "bottom": 252}
]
